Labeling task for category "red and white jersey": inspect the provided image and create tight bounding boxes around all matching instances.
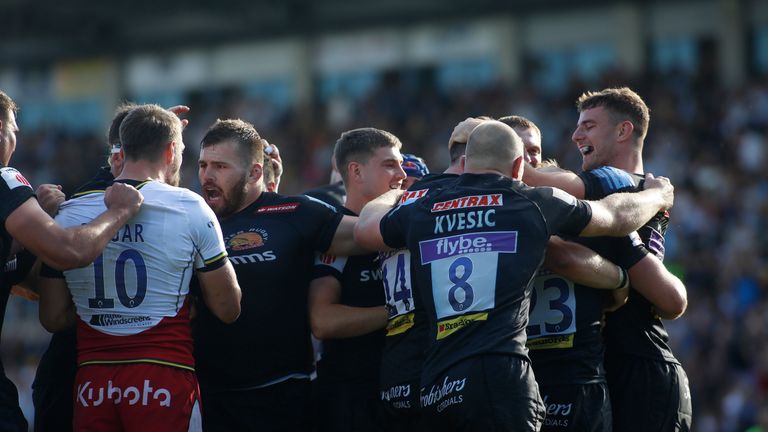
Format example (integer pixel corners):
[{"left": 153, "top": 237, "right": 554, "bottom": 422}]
[{"left": 55, "top": 180, "right": 228, "bottom": 369}]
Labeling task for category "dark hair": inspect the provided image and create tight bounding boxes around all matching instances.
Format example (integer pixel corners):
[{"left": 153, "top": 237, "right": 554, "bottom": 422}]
[
  {"left": 119, "top": 104, "right": 181, "bottom": 161},
  {"left": 107, "top": 103, "right": 138, "bottom": 148},
  {"left": 334, "top": 128, "right": 401, "bottom": 182},
  {"left": 497, "top": 115, "right": 541, "bottom": 138},
  {"left": 200, "top": 119, "right": 265, "bottom": 170},
  {"left": 0, "top": 91, "right": 18, "bottom": 124},
  {"left": 576, "top": 87, "right": 650, "bottom": 140}
]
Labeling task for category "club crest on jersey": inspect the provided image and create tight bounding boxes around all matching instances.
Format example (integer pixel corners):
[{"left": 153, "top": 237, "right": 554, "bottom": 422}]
[
  {"left": 431, "top": 194, "right": 502, "bottom": 212},
  {"left": 0, "top": 167, "right": 32, "bottom": 190},
  {"left": 226, "top": 228, "right": 268, "bottom": 251},
  {"left": 256, "top": 203, "right": 300, "bottom": 213},
  {"left": 400, "top": 189, "right": 428, "bottom": 206}
]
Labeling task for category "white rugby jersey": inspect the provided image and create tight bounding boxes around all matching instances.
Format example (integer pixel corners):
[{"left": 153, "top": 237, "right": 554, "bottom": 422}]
[{"left": 53, "top": 180, "right": 227, "bottom": 368}]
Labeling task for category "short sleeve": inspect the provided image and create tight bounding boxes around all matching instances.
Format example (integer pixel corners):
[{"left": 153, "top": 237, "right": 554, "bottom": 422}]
[
  {"left": 187, "top": 195, "right": 228, "bottom": 272},
  {"left": 535, "top": 187, "right": 593, "bottom": 237},
  {"left": 577, "top": 166, "right": 637, "bottom": 200},
  {"left": 300, "top": 196, "right": 345, "bottom": 252},
  {"left": 379, "top": 203, "right": 411, "bottom": 250},
  {"left": 312, "top": 252, "right": 348, "bottom": 280},
  {"left": 0, "top": 167, "right": 35, "bottom": 224}
]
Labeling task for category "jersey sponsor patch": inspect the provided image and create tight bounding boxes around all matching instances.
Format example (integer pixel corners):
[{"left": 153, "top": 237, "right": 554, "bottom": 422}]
[
  {"left": 256, "top": 203, "right": 300, "bottom": 213},
  {"left": 0, "top": 167, "right": 32, "bottom": 190},
  {"left": 419, "top": 231, "right": 517, "bottom": 264},
  {"left": 386, "top": 312, "right": 415, "bottom": 336},
  {"left": 431, "top": 194, "right": 502, "bottom": 212},
  {"left": 436, "top": 312, "right": 487, "bottom": 340},
  {"left": 526, "top": 333, "right": 575, "bottom": 350},
  {"left": 400, "top": 188, "right": 428, "bottom": 206}
]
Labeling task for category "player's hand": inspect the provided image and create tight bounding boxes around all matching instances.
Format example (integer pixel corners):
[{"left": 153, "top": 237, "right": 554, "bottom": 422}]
[
  {"left": 104, "top": 183, "right": 143, "bottom": 217},
  {"left": 264, "top": 142, "right": 283, "bottom": 178},
  {"left": 643, "top": 173, "right": 674, "bottom": 210},
  {"left": 36, "top": 184, "right": 65, "bottom": 217},
  {"left": 167, "top": 105, "right": 190, "bottom": 129},
  {"left": 449, "top": 117, "right": 486, "bottom": 147}
]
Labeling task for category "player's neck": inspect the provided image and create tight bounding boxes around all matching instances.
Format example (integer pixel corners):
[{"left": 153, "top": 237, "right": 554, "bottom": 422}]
[
  {"left": 343, "top": 192, "right": 367, "bottom": 214},
  {"left": 608, "top": 151, "right": 643, "bottom": 174},
  {"left": 236, "top": 185, "right": 265, "bottom": 214},
  {"left": 116, "top": 161, "right": 166, "bottom": 183}
]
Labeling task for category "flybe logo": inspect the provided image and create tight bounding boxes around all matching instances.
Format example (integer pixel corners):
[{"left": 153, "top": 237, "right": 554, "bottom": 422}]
[
  {"left": 431, "top": 194, "right": 502, "bottom": 212},
  {"left": 419, "top": 231, "right": 518, "bottom": 264}
]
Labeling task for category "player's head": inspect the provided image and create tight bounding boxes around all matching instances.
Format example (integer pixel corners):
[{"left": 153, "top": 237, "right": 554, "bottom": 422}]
[
  {"left": 106, "top": 102, "right": 137, "bottom": 177},
  {"left": 447, "top": 116, "right": 493, "bottom": 173},
  {"left": 0, "top": 91, "right": 19, "bottom": 166},
  {"left": 401, "top": 153, "right": 429, "bottom": 190},
  {"left": 465, "top": 120, "right": 525, "bottom": 180},
  {"left": 498, "top": 115, "right": 542, "bottom": 168},
  {"left": 119, "top": 104, "right": 184, "bottom": 186},
  {"left": 334, "top": 127, "right": 405, "bottom": 201},
  {"left": 199, "top": 119, "right": 265, "bottom": 218},
  {"left": 573, "top": 87, "right": 650, "bottom": 171}
]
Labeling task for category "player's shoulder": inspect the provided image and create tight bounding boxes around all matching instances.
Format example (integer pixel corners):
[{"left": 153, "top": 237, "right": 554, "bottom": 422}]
[
  {"left": 581, "top": 166, "right": 637, "bottom": 192},
  {"left": 0, "top": 165, "right": 33, "bottom": 192},
  {"left": 275, "top": 192, "right": 340, "bottom": 214}
]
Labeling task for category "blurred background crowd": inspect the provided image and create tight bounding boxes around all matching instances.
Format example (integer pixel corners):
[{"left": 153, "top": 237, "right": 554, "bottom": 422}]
[{"left": 1, "top": 0, "right": 767, "bottom": 430}]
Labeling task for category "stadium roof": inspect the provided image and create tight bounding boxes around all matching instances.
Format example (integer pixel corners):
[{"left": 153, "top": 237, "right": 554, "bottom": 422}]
[{"left": 2, "top": 0, "right": 659, "bottom": 65}]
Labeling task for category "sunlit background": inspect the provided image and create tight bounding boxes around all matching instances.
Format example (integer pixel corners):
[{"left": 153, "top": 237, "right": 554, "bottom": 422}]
[{"left": 2, "top": 0, "right": 768, "bottom": 430}]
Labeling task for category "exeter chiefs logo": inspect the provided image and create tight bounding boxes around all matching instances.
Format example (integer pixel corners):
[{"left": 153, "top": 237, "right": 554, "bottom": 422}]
[{"left": 226, "top": 228, "right": 269, "bottom": 251}]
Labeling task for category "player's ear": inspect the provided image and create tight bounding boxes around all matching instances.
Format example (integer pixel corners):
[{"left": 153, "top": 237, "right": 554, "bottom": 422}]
[
  {"left": 164, "top": 141, "right": 175, "bottom": 164},
  {"left": 249, "top": 161, "right": 263, "bottom": 184},
  {"left": 348, "top": 161, "right": 362, "bottom": 183},
  {"left": 618, "top": 120, "right": 634, "bottom": 141},
  {"left": 511, "top": 156, "right": 524, "bottom": 180}
]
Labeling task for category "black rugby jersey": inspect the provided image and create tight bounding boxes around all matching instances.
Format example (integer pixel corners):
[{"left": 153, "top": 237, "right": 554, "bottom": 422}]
[
  {"left": 313, "top": 206, "right": 386, "bottom": 386},
  {"left": 527, "top": 266, "right": 612, "bottom": 386},
  {"left": 577, "top": 166, "right": 678, "bottom": 363},
  {"left": 303, "top": 181, "right": 346, "bottom": 208},
  {"left": 0, "top": 165, "right": 34, "bottom": 286},
  {"left": 380, "top": 173, "right": 592, "bottom": 385},
  {"left": 379, "top": 173, "right": 457, "bottom": 409},
  {"left": 193, "top": 192, "right": 343, "bottom": 391}
]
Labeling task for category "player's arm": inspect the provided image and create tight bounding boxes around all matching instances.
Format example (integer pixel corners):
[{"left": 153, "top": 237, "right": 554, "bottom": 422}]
[
  {"left": 523, "top": 163, "right": 586, "bottom": 198},
  {"left": 6, "top": 183, "right": 143, "bottom": 271},
  {"left": 580, "top": 174, "right": 673, "bottom": 238},
  {"left": 38, "top": 276, "right": 77, "bottom": 332},
  {"left": 308, "top": 275, "right": 388, "bottom": 340},
  {"left": 544, "top": 236, "right": 629, "bottom": 290},
  {"left": 627, "top": 254, "right": 687, "bottom": 319},
  {"left": 353, "top": 188, "right": 403, "bottom": 251},
  {"left": 604, "top": 287, "right": 630, "bottom": 313},
  {"left": 196, "top": 262, "right": 242, "bottom": 323},
  {"left": 326, "top": 215, "right": 370, "bottom": 256}
]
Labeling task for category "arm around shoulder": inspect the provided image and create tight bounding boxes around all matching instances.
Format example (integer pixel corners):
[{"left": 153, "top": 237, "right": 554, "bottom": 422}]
[{"left": 628, "top": 254, "right": 687, "bottom": 319}]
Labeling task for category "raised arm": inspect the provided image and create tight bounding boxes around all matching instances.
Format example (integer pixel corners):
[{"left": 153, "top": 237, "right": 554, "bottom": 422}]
[
  {"left": 628, "top": 254, "right": 687, "bottom": 319},
  {"left": 353, "top": 188, "right": 403, "bottom": 252},
  {"left": 580, "top": 173, "right": 673, "bottom": 238},
  {"left": 523, "top": 163, "right": 586, "bottom": 198},
  {"left": 308, "top": 275, "right": 388, "bottom": 339},
  {"left": 326, "top": 215, "right": 370, "bottom": 256},
  {"left": 6, "top": 183, "right": 143, "bottom": 271},
  {"left": 544, "top": 236, "right": 628, "bottom": 290}
]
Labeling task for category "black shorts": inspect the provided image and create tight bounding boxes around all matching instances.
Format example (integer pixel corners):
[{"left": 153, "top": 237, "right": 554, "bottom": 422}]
[
  {"left": 201, "top": 378, "right": 311, "bottom": 432},
  {"left": 312, "top": 377, "right": 386, "bottom": 432},
  {"left": 32, "top": 329, "right": 77, "bottom": 432},
  {"left": 0, "top": 372, "right": 27, "bottom": 432},
  {"left": 380, "top": 378, "right": 423, "bottom": 431},
  {"left": 606, "top": 355, "right": 692, "bottom": 432},
  {"left": 420, "top": 354, "right": 545, "bottom": 432},
  {"left": 538, "top": 382, "right": 611, "bottom": 432}
]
